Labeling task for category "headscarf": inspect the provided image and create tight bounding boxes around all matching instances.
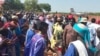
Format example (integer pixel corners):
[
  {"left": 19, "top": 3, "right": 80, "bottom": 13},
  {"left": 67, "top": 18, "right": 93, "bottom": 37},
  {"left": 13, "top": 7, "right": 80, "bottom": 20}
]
[
  {"left": 68, "top": 14, "right": 73, "bottom": 19},
  {"left": 73, "top": 23, "right": 98, "bottom": 53},
  {"left": 78, "top": 17, "right": 87, "bottom": 23},
  {"left": 39, "top": 16, "right": 44, "bottom": 21},
  {"left": 73, "top": 23, "right": 90, "bottom": 44}
]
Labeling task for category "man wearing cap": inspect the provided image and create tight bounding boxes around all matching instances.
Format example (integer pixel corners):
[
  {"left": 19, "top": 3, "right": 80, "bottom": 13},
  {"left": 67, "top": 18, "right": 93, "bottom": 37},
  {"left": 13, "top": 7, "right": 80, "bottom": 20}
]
[
  {"left": 10, "top": 16, "right": 21, "bottom": 56},
  {"left": 64, "top": 22, "right": 98, "bottom": 56},
  {"left": 78, "top": 17, "right": 96, "bottom": 46},
  {"left": 64, "top": 23, "right": 89, "bottom": 56}
]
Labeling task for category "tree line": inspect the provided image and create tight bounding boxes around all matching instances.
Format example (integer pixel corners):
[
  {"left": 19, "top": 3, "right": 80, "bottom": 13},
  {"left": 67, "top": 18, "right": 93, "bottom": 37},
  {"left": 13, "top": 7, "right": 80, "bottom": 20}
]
[{"left": 2, "top": 0, "right": 51, "bottom": 12}]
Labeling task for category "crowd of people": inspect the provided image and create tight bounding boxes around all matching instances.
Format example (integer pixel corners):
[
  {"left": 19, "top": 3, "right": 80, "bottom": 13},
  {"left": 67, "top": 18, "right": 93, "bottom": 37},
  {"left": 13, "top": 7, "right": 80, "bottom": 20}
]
[{"left": 0, "top": 10, "right": 100, "bottom": 56}]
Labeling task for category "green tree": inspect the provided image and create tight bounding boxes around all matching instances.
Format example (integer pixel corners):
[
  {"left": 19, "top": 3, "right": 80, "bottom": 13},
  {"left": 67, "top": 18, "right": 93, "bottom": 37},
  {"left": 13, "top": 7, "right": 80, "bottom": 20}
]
[
  {"left": 38, "top": 3, "right": 51, "bottom": 12},
  {"left": 35, "top": 5, "right": 43, "bottom": 12},
  {"left": 24, "top": 0, "right": 38, "bottom": 11},
  {"left": 3, "top": 0, "right": 24, "bottom": 10},
  {"left": 24, "top": 0, "right": 51, "bottom": 12}
]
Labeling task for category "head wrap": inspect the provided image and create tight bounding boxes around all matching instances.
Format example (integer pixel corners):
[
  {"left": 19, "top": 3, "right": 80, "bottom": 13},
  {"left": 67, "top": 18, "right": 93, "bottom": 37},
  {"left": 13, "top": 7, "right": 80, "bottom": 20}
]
[
  {"left": 68, "top": 14, "right": 73, "bottom": 19},
  {"left": 73, "top": 23, "right": 90, "bottom": 43},
  {"left": 73, "top": 23, "right": 98, "bottom": 53},
  {"left": 39, "top": 16, "right": 44, "bottom": 21},
  {"left": 78, "top": 17, "right": 87, "bottom": 23}
]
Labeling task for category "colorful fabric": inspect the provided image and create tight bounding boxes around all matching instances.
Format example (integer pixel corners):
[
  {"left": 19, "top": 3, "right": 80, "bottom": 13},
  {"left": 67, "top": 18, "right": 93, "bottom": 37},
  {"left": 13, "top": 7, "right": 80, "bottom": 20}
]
[
  {"left": 71, "top": 40, "right": 88, "bottom": 56},
  {"left": 15, "top": 26, "right": 22, "bottom": 56},
  {"left": 64, "top": 40, "right": 88, "bottom": 56},
  {"left": 53, "top": 22, "right": 63, "bottom": 40},
  {"left": 18, "top": 19, "right": 26, "bottom": 27},
  {"left": 78, "top": 17, "right": 81, "bottom": 22},
  {"left": 73, "top": 23, "right": 98, "bottom": 53},
  {"left": 73, "top": 23, "right": 90, "bottom": 44},
  {"left": 29, "top": 33, "right": 46, "bottom": 56},
  {"left": 24, "top": 28, "right": 35, "bottom": 56},
  {"left": 50, "top": 35, "right": 57, "bottom": 49},
  {"left": 68, "top": 14, "right": 73, "bottom": 19},
  {"left": 39, "top": 16, "right": 44, "bottom": 21},
  {"left": 50, "top": 22, "right": 63, "bottom": 49},
  {"left": 25, "top": 29, "right": 35, "bottom": 47}
]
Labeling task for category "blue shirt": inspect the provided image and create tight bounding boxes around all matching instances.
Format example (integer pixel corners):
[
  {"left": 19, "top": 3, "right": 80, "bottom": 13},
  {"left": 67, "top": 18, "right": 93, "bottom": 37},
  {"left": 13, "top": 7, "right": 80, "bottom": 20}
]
[
  {"left": 64, "top": 44, "right": 79, "bottom": 56},
  {"left": 29, "top": 33, "right": 46, "bottom": 56},
  {"left": 18, "top": 19, "right": 26, "bottom": 27},
  {"left": 25, "top": 29, "right": 35, "bottom": 47}
]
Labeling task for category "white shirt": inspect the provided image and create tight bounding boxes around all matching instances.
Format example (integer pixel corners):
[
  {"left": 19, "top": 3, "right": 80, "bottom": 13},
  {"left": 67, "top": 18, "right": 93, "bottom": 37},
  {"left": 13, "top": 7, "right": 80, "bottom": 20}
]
[
  {"left": 88, "top": 23, "right": 100, "bottom": 30},
  {"left": 87, "top": 23, "right": 100, "bottom": 46},
  {"left": 45, "top": 19, "right": 53, "bottom": 40}
]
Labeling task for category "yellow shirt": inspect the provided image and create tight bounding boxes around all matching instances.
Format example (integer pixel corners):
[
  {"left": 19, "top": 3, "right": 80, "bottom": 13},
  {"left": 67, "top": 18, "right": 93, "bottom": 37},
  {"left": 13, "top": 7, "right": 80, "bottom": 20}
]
[{"left": 50, "top": 22, "right": 63, "bottom": 49}]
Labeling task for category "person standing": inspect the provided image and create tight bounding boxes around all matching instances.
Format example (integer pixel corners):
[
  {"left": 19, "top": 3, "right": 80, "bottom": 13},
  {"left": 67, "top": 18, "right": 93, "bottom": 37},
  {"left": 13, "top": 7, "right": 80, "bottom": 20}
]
[
  {"left": 45, "top": 14, "right": 53, "bottom": 40},
  {"left": 64, "top": 23, "right": 89, "bottom": 56},
  {"left": 29, "top": 21, "right": 48, "bottom": 56},
  {"left": 62, "top": 18, "right": 76, "bottom": 55},
  {"left": 24, "top": 19, "right": 35, "bottom": 56}
]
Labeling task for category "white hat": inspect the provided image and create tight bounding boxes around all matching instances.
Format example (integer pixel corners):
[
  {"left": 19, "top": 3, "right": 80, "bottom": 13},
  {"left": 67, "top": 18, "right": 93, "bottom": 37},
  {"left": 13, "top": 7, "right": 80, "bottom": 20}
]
[
  {"left": 46, "top": 15, "right": 51, "bottom": 19},
  {"left": 79, "top": 17, "right": 87, "bottom": 22},
  {"left": 12, "top": 15, "right": 18, "bottom": 19}
]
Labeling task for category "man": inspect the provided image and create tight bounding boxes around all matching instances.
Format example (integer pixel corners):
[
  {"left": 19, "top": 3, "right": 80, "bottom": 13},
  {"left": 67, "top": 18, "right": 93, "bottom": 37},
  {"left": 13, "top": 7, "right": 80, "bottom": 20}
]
[
  {"left": 64, "top": 23, "right": 97, "bottom": 56},
  {"left": 45, "top": 14, "right": 53, "bottom": 40},
  {"left": 62, "top": 18, "right": 76, "bottom": 55},
  {"left": 11, "top": 15, "right": 22, "bottom": 56},
  {"left": 29, "top": 21, "right": 48, "bottom": 56},
  {"left": 88, "top": 18, "right": 100, "bottom": 30},
  {"left": 16, "top": 12, "right": 26, "bottom": 28},
  {"left": 95, "top": 27, "right": 100, "bottom": 56},
  {"left": 78, "top": 17, "right": 98, "bottom": 48},
  {"left": 65, "top": 23, "right": 88, "bottom": 56},
  {"left": 2, "top": 19, "right": 18, "bottom": 56},
  {"left": 0, "top": 20, "right": 9, "bottom": 56},
  {"left": 24, "top": 19, "right": 35, "bottom": 56},
  {"left": 0, "top": 11, "right": 7, "bottom": 23},
  {"left": 50, "top": 16, "right": 64, "bottom": 56},
  {"left": 87, "top": 18, "right": 100, "bottom": 47},
  {"left": 39, "top": 15, "right": 45, "bottom": 22},
  {"left": 96, "top": 27, "right": 100, "bottom": 50}
]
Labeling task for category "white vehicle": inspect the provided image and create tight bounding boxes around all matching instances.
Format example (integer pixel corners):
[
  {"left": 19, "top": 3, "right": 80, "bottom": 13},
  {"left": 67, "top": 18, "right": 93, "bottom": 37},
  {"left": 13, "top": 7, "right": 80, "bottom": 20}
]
[{"left": 70, "top": 8, "right": 87, "bottom": 16}]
